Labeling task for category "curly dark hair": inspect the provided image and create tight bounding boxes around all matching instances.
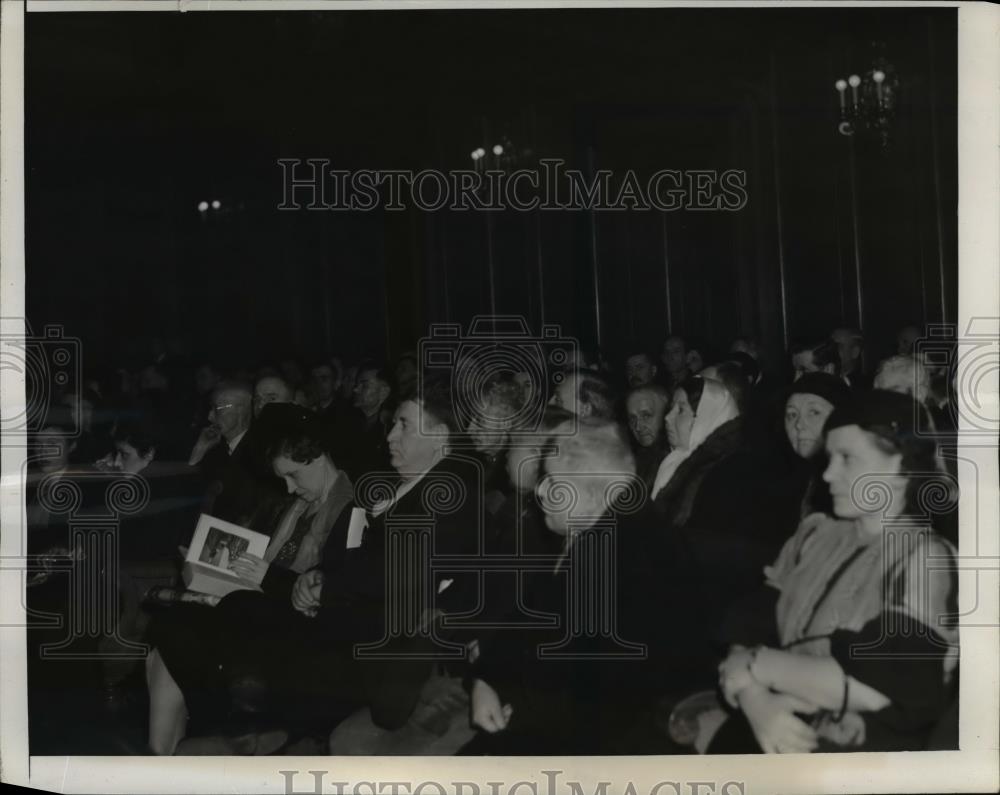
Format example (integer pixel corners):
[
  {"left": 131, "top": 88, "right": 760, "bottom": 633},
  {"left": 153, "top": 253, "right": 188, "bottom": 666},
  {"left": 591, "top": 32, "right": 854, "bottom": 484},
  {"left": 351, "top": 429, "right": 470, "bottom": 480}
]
[{"left": 264, "top": 406, "right": 333, "bottom": 465}]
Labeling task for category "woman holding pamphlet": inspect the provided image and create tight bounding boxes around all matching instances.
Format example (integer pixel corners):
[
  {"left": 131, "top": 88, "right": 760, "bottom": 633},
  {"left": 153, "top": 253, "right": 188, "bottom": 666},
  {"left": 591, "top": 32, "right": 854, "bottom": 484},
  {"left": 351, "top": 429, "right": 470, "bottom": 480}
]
[{"left": 145, "top": 405, "right": 354, "bottom": 755}]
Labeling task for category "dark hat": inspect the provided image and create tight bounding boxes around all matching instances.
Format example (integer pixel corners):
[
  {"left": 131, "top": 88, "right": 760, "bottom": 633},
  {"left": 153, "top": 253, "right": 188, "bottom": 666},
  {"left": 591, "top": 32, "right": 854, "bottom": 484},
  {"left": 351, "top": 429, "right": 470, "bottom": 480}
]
[
  {"left": 788, "top": 372, "right": 852, "bottom": 409},
  {"left": 824, "top": 388, "right": 931, "bottom": 450},
  {"left": 727, "top": 350, "right": 761, "bottom": 383}
]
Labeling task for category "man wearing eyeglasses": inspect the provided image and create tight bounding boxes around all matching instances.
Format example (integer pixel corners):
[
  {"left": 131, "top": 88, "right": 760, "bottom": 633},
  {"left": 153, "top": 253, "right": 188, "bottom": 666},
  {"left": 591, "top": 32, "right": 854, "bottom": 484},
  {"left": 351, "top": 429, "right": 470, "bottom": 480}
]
[
  {"left": 188, "top": 382, "right": 252, "bottom": 464},
  {"left": 187, "top": 381, "right": 262, "bottom": 523}
]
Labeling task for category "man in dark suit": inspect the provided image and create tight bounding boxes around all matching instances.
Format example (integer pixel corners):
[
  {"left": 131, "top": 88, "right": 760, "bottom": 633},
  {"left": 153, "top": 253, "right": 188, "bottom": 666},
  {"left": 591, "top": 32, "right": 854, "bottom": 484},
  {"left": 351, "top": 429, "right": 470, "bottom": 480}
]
[
  {"left": 188, "top": 381, "right": 282, "bottom": 526},
  {"left": 250, "top": 374, "right": 483, "bottom": 730},
  {"left": 338, "top": 360, "right": 393, "bottom": 481},
  {"left": 464, "top": 418, "right": 674, "bottom": 754}
]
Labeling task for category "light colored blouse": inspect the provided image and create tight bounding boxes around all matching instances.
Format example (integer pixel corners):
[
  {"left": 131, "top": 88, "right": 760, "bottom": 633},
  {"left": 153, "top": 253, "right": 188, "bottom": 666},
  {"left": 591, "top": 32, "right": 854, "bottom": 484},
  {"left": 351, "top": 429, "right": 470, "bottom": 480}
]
[{"left": 764, "top": 513, "right": 958, "bottom": 747}]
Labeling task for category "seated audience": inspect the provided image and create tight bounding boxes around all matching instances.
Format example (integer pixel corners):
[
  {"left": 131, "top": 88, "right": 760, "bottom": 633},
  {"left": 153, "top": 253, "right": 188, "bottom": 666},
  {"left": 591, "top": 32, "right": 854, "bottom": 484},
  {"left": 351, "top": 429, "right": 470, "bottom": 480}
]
[
  {"left": 145, "top": 408, "right": 354, "bottom": 755},
  {"left": 188, "top": 380, "right": 285, "bottom": 525},
  {"left": 660, "top": 334, "right": 690, "bottom": 388},
  {"left": 625, "top": 384, "right": 671, "bottom": 491},
  {"left": 624, "top": 345, "right": 660, "bottom": 388},
  {"left": 252, "top": 375, "right": 293, "bottom": 417},
  {"left": 651, "top": 376, "right": 741, "bottom": 509},
  {"left": 730, "top": 336, "right": 762, "bottom": 363},
  {"left": 790, "top": 338, "right": 839, "bottom": 381},
  {"left": 712, "top": 391, "right": 958, "bottom": 753},
  {"left": 684, "top": 340, "right": 711, "bottom": 376},
  {"left": 464, "top": 418, "right": 668, "bottom": 754},
  {"left": 832, "top": 326, "right": 871, "bottom": 390},
  {"left": 652, "top": 376, "right": 804, "bottom": 646},
  {"left": 872, "top": 355, "right": 958, "bottom": 544},
  {"left": 488, "top": 407, "right": 572, "bottom": 556},
  {"left": 873, "top": 354, "right": 931, "bottom": 405},
  {"left": 700, "top": 361, "right": 750, "bottom": 415},
  {"left": 308, "top": 361, "right": 342, "bottom": 420},
  {"left": 777, "top": 373, "right": 851, "bottom": 517},
  {"left": 23, "top": 312, "right": 965, "bottom": 758},
  {"left": 467, "top": 377, "right": 522, "bottom": 515},
  {"left": 147, "top": 375, "right": 481, "bottom": 754},
  {"left": 548, "top": 368, "right": 617, "bottom": 420},
  {"left": 394, "top": 351, "right": 419, "bottom": 396},
  {"left": 345, "top": 360, "right": 393, "bottom": 479}
]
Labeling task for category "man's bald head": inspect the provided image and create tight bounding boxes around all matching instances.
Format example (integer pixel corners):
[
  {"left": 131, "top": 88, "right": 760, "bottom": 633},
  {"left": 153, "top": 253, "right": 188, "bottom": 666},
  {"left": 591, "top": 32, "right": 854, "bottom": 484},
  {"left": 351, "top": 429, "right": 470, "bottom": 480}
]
[
  {"left": 625, "top": 385, "right": 669, "bottom": 448},
  {"left": 254, "top": 376, "right": 293, "bottom": 417},
  {"left": 210, "top": 381, "right": 253, "bottom": 441}
]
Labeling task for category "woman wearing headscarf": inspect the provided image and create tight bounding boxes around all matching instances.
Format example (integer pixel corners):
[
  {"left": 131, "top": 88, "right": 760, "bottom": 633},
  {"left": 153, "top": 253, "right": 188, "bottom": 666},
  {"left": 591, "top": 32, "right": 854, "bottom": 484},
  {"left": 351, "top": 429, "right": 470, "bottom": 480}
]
[
  {"left": 651, "top": 376, "right": 740, "bottom": 514},
  {"left": 711, "top": 391, "right": 958, "bottom": 753},
  {"left": 651, "top": 376, "right": 831, "bottom": 667}
]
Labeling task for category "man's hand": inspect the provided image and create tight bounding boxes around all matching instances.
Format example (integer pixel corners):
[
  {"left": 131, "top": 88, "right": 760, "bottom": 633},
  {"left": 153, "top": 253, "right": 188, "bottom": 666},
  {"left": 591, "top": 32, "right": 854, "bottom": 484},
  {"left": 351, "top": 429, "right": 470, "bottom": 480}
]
[
  {"left": 230, "top": 553, "right": 269, "bottom": 586},
  {"left": 188, "top": 425, "right": 221, "bottom": 466},
  {"left": 291, "top": 569, "right": 324, "bottom": 616},
  {"left": 739, "top": 682, "right": 819, "bottom": 754},
  {"left": 470, "top": 679, "right": 512, "bottom": 734}
]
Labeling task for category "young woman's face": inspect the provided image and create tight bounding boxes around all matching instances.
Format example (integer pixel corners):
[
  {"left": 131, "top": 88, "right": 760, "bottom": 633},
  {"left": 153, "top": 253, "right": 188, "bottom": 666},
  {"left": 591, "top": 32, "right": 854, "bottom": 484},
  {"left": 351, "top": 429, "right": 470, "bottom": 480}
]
[
  {"left": 664, "top": 388, "right": 695, "bottom": 450},
  {"left": 784, "top": 393, "right": 835, "bottom": 459},
  {"left": 823, "top": 425, "right": 904, "bottom": 519},
  {"left": 114, "top": 441, "right": 153, "bottom": 474}
]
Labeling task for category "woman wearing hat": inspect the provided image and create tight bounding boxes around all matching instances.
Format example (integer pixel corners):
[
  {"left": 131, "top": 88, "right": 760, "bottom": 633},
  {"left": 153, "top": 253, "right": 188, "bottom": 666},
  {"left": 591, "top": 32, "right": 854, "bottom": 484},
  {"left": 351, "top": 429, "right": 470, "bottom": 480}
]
[
  {"left": 779, "top": 372, "right": 852, "bottom": 518},
  {"left": 711, "top": 390, "right": 958, "bottom": 753}
]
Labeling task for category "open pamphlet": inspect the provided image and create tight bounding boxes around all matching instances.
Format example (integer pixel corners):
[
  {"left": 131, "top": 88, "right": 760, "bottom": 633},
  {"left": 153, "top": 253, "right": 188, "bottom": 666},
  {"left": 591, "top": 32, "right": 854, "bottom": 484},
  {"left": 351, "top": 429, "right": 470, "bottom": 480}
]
[{"left": 181, "top": 513, "right": 269, "bottom": 598}]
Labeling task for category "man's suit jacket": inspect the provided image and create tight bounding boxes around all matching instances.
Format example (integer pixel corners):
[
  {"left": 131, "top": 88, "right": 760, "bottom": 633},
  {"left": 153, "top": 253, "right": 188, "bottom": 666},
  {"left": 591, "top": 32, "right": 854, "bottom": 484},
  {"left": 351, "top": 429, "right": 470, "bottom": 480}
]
[
  {"left": 318, "top": 454, "right": 482, "bottom": 643},
  {"left": 258, "top": 453, "right": 483, "bottom": 729},
  {"left": 201, "top": 429, "right": 284, "bottom": 527}
]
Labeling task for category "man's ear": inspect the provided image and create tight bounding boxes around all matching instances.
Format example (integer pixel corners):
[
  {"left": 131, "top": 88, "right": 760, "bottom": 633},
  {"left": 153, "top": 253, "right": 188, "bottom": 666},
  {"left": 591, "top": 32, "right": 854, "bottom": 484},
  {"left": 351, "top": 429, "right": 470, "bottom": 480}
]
[{"left": 144, "top": 447, "right": 156, "bottom": 463}]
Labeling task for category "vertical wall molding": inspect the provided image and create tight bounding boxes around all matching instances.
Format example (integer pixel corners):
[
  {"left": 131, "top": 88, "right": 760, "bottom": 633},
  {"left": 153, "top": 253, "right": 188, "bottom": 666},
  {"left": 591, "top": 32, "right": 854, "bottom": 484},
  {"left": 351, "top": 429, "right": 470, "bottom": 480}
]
[
  {"left": 587, "top": 146, "right": 603, "bottom": 346},
  {"left": 847, "top": 137, "right": 865, "bottom": 329},
  {"left": 661, "top": 214, "right": 673, "bottom": 333},
  {"left": 927, "top": 19, "right": 948, "bottom": 323},
  {"left": 768, "top": 52, "right": 790, "bottom": 350}
]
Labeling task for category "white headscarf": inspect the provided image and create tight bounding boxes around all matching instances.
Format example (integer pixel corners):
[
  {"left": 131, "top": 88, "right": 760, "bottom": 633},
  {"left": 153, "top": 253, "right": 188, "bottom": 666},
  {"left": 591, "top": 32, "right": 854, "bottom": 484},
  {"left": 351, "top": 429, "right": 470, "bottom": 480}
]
[{"left": 651, "top": 377, "right": 740, "bottom": 499}]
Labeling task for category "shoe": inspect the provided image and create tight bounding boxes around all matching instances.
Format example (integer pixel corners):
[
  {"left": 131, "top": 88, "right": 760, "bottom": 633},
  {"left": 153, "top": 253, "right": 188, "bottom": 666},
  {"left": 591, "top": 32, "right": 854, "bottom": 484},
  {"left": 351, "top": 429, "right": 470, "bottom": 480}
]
[
  {"left": 663, "top": 690, "right": 726, "bottom": 751},
  {"left": 236, "top": 728, "right": 290, "bottom": 756},
  {"left": 175, "top": 728, "right": 289, "bottom": 756}
]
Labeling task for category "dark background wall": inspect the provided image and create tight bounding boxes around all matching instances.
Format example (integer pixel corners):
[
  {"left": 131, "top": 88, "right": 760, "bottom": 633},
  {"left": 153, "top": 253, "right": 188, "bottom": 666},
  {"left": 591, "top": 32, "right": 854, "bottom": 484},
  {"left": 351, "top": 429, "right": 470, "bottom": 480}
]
[{"left": 25, "top": 8, "right": 957, "bottom": 373}]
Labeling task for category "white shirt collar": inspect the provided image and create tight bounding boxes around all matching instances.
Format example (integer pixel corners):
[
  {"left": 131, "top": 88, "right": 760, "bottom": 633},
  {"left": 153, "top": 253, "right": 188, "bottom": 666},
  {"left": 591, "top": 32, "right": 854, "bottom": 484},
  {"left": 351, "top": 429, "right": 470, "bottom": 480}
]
[{"left": 226, "top": 429, "right": 247, "bottom": 454}]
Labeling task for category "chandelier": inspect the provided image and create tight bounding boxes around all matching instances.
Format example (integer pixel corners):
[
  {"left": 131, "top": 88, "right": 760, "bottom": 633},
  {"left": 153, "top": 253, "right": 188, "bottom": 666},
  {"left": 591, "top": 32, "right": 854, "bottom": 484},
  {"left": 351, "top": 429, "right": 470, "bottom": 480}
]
[{"left": 834, "top": 54, "right": 899, "bottom": 150}]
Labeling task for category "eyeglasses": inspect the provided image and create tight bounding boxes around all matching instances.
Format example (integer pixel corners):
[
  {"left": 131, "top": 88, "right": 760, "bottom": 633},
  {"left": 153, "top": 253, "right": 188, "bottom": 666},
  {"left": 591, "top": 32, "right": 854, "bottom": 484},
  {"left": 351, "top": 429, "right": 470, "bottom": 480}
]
[{"left": 212, "top": 403, "right": 235, "bottom": 413}]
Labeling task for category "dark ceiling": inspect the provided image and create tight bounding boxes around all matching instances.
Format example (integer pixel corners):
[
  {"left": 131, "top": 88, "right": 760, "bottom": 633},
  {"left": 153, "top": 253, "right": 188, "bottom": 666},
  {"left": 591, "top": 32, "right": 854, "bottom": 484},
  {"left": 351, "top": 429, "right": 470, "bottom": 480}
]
[{"left": 25, "top": 8, "right": 956, "bottom": 367}]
